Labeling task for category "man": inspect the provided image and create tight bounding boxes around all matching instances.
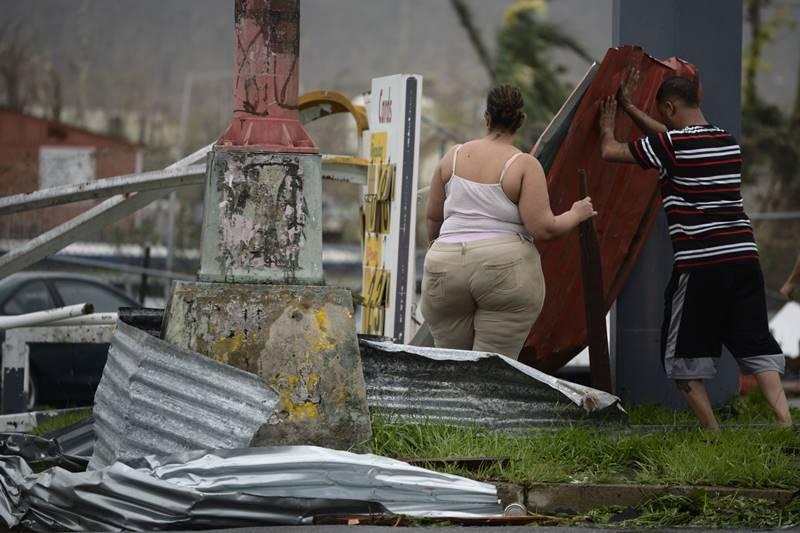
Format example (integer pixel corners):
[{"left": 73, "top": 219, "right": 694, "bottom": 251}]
[{"left": 598, "top": 70, "right": 792, "bottom": 430}]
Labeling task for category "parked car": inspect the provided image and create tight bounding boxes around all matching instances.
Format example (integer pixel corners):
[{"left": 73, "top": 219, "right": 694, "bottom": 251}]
[{"left": 0, "top": 272, "right": 140, "bottom": 409}]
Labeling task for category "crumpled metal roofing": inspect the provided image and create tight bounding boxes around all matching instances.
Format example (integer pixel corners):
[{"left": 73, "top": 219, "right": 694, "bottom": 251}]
[
  {"left": 90, "top": 321, "right": 280, "bottom": 470},
  {"left": 0, "top": 432, "right": 86, "bottom": 471},
  {"left": 360, "top": 340, "right": 624, "bottom": 428},
  {"left": 42, "top": 415, "right": 94, "bottom": 461},
  {"left": 0, "top": 445, "right": 501, "bottom": 532},
  {"left": 523, "top": 46, "right": 699, "bottom": 371},
  {"left": 92, "top": 320, "right": 624, "bottom": 469}
]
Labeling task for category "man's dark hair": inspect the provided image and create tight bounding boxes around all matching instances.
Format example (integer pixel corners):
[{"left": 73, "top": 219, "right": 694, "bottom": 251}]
[{"left": 656, "top": 76, "right": 700, "bottom": 107}]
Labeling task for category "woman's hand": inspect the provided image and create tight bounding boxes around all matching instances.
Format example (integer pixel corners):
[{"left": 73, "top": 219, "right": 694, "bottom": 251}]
[{"left": 571, "top": 196, "right": 597, "bottom": 223}]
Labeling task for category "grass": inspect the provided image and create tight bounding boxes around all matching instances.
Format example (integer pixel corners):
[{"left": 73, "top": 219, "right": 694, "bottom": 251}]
[
  {"left": 581, "top": 492, "right": 800, "bottom": 529},
  {"left": 30, "top": 409, "right": 92, "bottom": 436},
  {"left": 21, "top": 396, "right": 800, "bottom": 528},
  {"left": 627, "top": 390, "right": 800, "bottom": 426},
  {"left": 369, "top": 391, "right": 800, "bottom": 488}
]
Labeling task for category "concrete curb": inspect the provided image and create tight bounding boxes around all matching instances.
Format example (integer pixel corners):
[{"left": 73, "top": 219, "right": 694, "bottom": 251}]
[{"left": 495, "top": 481, "right": 797, "bottom": 514}]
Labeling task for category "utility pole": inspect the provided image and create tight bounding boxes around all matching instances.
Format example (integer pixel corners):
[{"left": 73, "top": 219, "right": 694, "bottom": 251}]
[{"left": 161, "top": 0, "right": 371, "bottom": 450}]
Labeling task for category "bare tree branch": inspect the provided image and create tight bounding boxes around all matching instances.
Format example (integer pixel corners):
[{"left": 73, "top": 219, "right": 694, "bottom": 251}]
[{"left": 449, "top": 0, "right": 496, "bottom": 82}]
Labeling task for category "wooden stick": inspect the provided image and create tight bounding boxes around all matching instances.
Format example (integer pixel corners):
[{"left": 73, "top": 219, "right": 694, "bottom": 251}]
[{"left": 578, "top": 169, "right": 612, "bottom": 392}]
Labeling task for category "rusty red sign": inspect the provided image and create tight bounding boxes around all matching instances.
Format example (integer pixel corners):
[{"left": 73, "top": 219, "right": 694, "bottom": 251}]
[
  {"left": 218, "top": 0, "right": 317, "bottom": 153},
  {"left": 521, "top": 46, "right": 698, "bottom": 372}
]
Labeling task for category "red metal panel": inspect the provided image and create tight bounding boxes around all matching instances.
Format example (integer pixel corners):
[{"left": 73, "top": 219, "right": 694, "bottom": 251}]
[{"left": 520, "top": 46, "right": 698, "bottom": 372}]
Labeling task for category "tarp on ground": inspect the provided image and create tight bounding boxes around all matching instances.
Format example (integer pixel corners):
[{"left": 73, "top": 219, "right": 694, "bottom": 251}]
[{"left": 0, "top": 445, "right": 501, "bottom": 532}]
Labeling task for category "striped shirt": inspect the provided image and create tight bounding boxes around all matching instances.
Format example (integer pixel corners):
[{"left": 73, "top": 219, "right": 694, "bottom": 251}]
[{"left": 629, "top": 125, "right": 758, "bottom": 271}]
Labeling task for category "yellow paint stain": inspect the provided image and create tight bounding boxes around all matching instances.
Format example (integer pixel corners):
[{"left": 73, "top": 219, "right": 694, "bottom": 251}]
[
  {"left": 306, "top": 373, "right": 320, "bottom": 395},
  {"left": 311, "top": 308, "right": 336, "bottom": 352},
  {"left": 287, "top": 400, "right": 320, "bottom": 420},
  {"left": 273, "top": 373, "right": 321, "bottom": 421},
  {"left": 212, "top": 329, "right": 250, "bottom": 365},
  {"left": 314, "top": 308, "right": 329, "bottom": 332}
]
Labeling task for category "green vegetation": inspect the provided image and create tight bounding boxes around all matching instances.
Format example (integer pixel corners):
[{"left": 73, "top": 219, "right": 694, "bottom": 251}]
[
  {"left": 371, "top": 416, "right": 799, "bottom": 488},
  {"left": 627, "top": 389, "right": 800, "bottom": 426},
  {"left": 449, "top": 0, "right": 592, "bottom": 146},
  {"left": 30, "top": 409, "right": 91, "bottom": 436},
  {"left": 583, "top": 492, "right": 800, "bottom": 529},
  {"left": 370, "top": 392, "right": 800, "bottom": 488}
]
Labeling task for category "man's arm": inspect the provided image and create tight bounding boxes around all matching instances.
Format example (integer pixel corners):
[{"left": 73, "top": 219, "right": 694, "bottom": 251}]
[
  {"left": 617, "top": 68, "right": 667, "bottom": 135},
  {"left": 780, "top": 255, "right": 800, "bottom": 300},
  {"left": 599, "top": 97, "right": 637, "bottom": 163}
]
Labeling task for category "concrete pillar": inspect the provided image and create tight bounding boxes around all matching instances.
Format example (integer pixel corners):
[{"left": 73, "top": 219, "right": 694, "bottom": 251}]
[
  {"left": 612, "top": 0, "right": 743, "bottom": 408},
  {"left": 162, "top": 0, "right": 371, "bottom": 449},
  {"left": 199, "top": 151, "right": 322, "bottom": 284}
]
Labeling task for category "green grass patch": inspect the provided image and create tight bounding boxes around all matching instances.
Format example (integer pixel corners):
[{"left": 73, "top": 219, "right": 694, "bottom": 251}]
[
  {"left": 30, "top": 409, "right": 92, "bottom": 436},
  {"left": 627, "top": 390, "right": 800, "bottom": 426},
  {"left": 370, "top": 414, "right": 800, "bottom": 488},
  {"left": 582, "top": 491, "right": 800, "bottom": 529}
]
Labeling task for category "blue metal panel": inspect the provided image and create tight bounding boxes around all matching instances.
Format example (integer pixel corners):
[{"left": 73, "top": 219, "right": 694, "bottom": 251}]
[{"left": 612, "top": 0, "right": 743, "bottom": 408}]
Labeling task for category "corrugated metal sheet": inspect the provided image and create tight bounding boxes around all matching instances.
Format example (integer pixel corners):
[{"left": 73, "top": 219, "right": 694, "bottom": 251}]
[
  {"left": 360, "top": 340, "right": 624, "bottom": 428},
  {"left": 92, "top": 322, "right": 624, "bottom": 468},
  {"left": 1, "top": 446, "right": 501, "bottom": 532},
  {"left": 43, "top": 415, "right": 95, "bottom": 460},
  {"left": 90, "top": 321, "right": 279, "bottom": 469},
  {"left": 523, "top": 46, "right": 698, "bottom": 371}
]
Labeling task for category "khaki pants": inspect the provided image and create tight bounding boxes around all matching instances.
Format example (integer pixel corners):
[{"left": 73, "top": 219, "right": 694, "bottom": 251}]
[{"left": 420, "top": 234, "right": 545, "bottom": 359}]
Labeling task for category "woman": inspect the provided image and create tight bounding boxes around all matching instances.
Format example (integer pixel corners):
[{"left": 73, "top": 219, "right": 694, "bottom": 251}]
[{"left": 422, "top": 84, "right": 596, "bottom": 358}]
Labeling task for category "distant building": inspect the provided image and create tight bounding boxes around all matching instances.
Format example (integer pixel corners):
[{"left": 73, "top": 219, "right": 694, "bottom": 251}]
[{"left": 0, "top": 108, "right": 143, "bottom": 240}]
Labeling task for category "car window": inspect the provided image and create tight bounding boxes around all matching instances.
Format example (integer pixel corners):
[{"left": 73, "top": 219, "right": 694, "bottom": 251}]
[
  {"left": 3, "top": 281, "right": 56, "bottom": 315},
  {"left": 54, "top": 280, "right": 133, "bottom": 313}
]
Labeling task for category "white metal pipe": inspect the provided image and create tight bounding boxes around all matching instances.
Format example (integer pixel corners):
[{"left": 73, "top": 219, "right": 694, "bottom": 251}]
[
  {"left": 0, "top": 165, "right": 206, "bottom": 216},
  {"left": 0, "top": 303, "right": 93, "bottom": 330},
  {"left": 47, "top": 254, "right": 196, "bottom": 281},
  {"left": 0, "top": 190, "right": 165, "bottom": 281},
  {"left": 45, "top": 312, "right": 118, "bottom": 326},
  {"left": 167, "top": 142, "right": 214, "bottom": 170}
]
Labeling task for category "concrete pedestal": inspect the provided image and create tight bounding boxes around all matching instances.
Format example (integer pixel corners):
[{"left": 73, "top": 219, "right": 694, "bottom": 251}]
[
  {"left": 200, "top": 150, "right": 323, "bottom": 285},
  {"left": 162, "top": 281, "right": 372, "bottom": 450}
]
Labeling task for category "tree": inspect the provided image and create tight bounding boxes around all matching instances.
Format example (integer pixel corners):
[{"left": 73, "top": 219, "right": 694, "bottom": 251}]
[
  {"left": 740, "top": 0, "right": 800, "bottom": 291},
  {"left": 0, "top": 19, "right": 63, "bottom": 119},
  {"left": 450, "top": 0, "right": 592, "bottom": 146},
  {"left": 740, "top": 0, "right": 799, "bottom": 212},
  {"left": 0, "top": 20, "right": 33, "bottom": 112}
]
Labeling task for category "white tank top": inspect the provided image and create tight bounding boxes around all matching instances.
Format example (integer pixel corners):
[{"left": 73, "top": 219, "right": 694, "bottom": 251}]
[{"left": 438, "top": 145, "right": 529, "bottom": 240}]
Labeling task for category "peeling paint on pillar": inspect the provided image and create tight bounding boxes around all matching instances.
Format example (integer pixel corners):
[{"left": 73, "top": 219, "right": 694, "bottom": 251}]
[
  {"left": 199, "top": 151, "right": 322, "bottom": 284},
  {"left": 162, "top": 281, "right": 372, "bottom": 449}
]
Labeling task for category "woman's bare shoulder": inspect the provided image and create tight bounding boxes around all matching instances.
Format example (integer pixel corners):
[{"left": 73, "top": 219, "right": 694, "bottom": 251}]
[{"left": 516, "top": 153, "right": 543, "bottom": 172}]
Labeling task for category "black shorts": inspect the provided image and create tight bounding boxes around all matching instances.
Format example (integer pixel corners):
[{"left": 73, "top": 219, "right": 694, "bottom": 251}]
[{"left": 660, "top": 261, "right": 785, "bottom": 380}]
